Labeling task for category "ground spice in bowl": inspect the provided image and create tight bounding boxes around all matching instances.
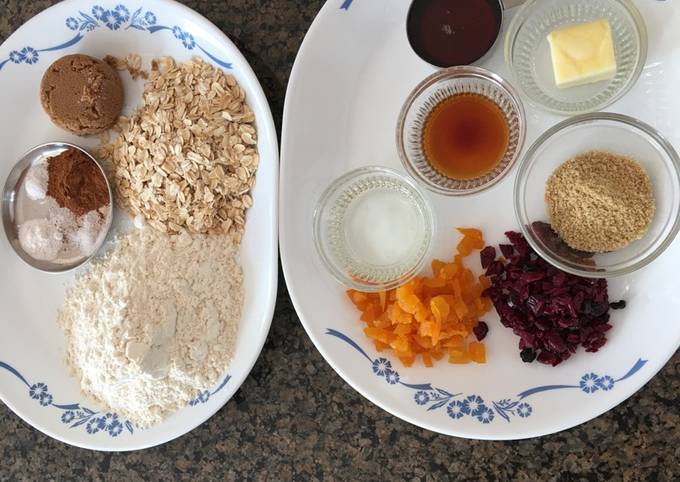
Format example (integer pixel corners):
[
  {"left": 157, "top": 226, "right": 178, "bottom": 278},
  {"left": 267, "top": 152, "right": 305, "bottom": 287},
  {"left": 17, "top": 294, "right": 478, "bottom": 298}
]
[
  {"left": 47, "top": 148, "right": 110, "bottom": 216},
  {"left": 545, "top": 150, "right": 655, "bottom": 253},
  {"left": 13, "top": 146, "right": 112, "bottom": 267}
]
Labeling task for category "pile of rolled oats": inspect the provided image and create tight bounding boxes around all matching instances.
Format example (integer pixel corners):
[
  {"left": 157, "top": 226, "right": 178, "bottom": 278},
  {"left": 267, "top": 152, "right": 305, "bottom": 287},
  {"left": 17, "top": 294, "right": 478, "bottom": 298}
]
[{"left": 98, "top": 56, "right": 258, "bottom": 240}]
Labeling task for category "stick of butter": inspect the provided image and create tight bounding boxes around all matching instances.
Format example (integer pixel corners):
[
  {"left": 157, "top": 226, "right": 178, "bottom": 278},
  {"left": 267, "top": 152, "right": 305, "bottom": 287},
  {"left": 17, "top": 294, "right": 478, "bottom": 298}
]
[{"left": 547, "top": 19, "right": 617, "bottom": 89}]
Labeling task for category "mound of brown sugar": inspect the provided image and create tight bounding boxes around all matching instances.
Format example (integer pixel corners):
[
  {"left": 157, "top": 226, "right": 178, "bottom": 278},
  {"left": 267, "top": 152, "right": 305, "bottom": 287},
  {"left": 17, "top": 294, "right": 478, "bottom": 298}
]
[
  {"left": 40, "top": 54, "right": 123, "bottom": 136},
  {"left": 545, "top": 150, "right": 655, "bottom": 253}
]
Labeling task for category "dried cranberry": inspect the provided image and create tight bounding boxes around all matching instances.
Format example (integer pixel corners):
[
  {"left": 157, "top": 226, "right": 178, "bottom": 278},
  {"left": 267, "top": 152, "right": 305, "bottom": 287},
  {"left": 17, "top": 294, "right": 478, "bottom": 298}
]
[
  {"left": 520, "top": 348, "right": 536, "bottom": 363},
  {"left": 499, "top": 244, "right": 515, "bottom": 258},
  {"left": 526, "top": 296, "right": 545, "bottom": 316},
  {"left": 545, "top": 331, "right": 566, "bottom": 353},
  {"left": 485, "top": 260, "right": 505, "bottom": 276},
  {"left": 480, "top": 246, "right": 496, "bottom": 269},
  {"left": 537, "top": 351, "right": 558, "bottom": 366},
  {"left": 473, "top": 321, "right": 489, "bottom": 341},
  {"left": 482, "top": 231, "right": 617, "bottom": 367},
  {"left": 521, "top": 272, "right": 546, "bottom": 283}
]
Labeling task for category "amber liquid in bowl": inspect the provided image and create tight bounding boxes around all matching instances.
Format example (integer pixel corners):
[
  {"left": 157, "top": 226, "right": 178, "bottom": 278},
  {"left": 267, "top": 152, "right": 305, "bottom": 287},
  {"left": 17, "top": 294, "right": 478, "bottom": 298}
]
[
  {"left": 407, "top": 0, "right": 503, "bottom": 67},
  {"left": 422, "top": 94, "right": 509, "bottom": 180}
]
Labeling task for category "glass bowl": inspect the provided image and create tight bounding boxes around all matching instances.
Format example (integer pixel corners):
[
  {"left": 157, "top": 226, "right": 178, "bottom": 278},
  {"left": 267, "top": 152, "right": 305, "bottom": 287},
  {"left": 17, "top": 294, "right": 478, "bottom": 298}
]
[
  {"left": 313, "top": 166, "right": 435, "bottom": 292},
  {"left": 514, "top": 113, "right": 680, "bottom": 278},
  {"left": 397, "top": 66, "right": 526, "bottom": 196},
  {"left": 505, "top": 0, "right": 647, "bottom": 116}
]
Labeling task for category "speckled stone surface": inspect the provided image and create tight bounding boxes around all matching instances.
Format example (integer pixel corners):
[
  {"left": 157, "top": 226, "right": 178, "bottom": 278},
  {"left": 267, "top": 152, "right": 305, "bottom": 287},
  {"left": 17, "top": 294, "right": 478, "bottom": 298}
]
[{"left": 0, "top": 0, "right": 678, "bottom": 480}]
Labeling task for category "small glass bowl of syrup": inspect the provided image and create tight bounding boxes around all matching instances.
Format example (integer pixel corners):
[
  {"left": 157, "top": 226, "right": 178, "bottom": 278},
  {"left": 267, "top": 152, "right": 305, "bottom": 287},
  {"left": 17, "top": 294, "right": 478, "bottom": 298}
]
[{"left": 397, "top": 66, "right": 526, "bottom": 196}]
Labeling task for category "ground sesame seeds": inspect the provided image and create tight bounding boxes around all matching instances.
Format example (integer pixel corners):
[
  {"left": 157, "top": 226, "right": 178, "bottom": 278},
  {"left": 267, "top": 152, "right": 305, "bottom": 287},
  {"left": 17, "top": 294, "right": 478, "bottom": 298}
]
[{"left": 545, "top": 150, "right": 655, "bottom": 253}]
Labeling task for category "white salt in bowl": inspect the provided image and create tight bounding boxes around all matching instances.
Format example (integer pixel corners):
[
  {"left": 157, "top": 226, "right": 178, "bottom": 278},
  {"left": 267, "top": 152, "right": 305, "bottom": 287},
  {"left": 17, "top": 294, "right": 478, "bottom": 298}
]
[
  {"left": 1, "top": 141, "right": 113, "bottom": 272},
  {"left": 313, "top": 166, "right": 435, "bottom": 292},
  {"left": 514, "top": 113, "right": 680, "bottom": 278}
]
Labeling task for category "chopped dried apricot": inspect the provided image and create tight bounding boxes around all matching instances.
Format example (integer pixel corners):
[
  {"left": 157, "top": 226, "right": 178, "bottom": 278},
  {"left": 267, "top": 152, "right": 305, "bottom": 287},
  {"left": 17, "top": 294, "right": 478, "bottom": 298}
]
[
  {"left": 457, "top": 227, "right": 483, "bottom": 240},
  {"left": 469, "top": 341, "right": 486, "bottom": 363},
  {"left": 347, "top": 227, "right": 491, "bottom": 367}
]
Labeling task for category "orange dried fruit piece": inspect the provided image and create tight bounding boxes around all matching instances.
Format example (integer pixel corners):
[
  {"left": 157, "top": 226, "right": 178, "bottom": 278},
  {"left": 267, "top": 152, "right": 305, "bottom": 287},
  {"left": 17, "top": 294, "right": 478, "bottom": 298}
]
[
  {"left": 448, "top": 348, "right": 471, "bottom": 364},
  {"left": 443, "top": 335, "right": 465, "bottom": 349},
  {"left": 347, "top": 289, "right": 369, "bottom": 310},
  {"left": 430, "top": 296, "right": 450, "bottom": 324},
  {"left": 364, "top": 327, "right": 391, "bottom": 344},
  {"left": 456, "top": 237, "right": 476, "bottom": 257},
  {"left": 373, "top": 340, "right": 389, "bottom": 352},
  {"left": 431, "top": 349, "right": 444, "bottom": 361},
  {"left": 453, "top": 296, "right": 469, "bottom": 319},
  {"left": 390, "top": 336, "right": 410, "bottom": 353},
  {"left": 469, "top": 341, "right": 486, "bottom": 363},
  {"left": 361, "top": 303, "right": 383, "bottom": 323},
  {"left": 431, "top": 259, "right": 446, "bottom": 277},
  {"left": 347, "top": 227, "right": 491, "bottom": 368},
  {"left": 441, "top": 263, "right": 459, "bottom": 280},
  {"left": 379, "top": 291, "right": 388, "bottom": 310},
  {"left": 457, "top": 227, "right": 483, "bottom": 240},
  {"left": 398, "top": 353, "right": 416, "bottom": 367},
  {"left": 388, "top": 303, "right": 412, "bottom": 325},
  {"left": 394, "top": 323, "right": 414, "bottom": 336}
]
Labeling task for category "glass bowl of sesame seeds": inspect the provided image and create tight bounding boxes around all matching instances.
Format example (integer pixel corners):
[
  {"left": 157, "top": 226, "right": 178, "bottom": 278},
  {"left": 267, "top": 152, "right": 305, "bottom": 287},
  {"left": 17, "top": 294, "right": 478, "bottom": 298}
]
[{"left": 514, "top": 112, "right": 680, "bottom": 278}]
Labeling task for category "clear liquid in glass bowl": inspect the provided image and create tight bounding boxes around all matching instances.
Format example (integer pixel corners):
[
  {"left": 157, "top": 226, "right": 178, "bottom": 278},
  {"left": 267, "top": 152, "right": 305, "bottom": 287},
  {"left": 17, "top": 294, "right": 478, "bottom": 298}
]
[{"left": 314, "top": 167, "right": 435, "bottom": 292}]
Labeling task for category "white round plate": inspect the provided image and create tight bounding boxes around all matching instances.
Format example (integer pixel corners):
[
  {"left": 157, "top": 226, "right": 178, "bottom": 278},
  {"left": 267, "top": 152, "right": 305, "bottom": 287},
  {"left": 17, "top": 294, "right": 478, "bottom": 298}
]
[
  {"left": 280, "top": 0, "right": 680, "bottom": 439},
  {"left": 0, "top": 0, "right": 278, "bottom": 450}
]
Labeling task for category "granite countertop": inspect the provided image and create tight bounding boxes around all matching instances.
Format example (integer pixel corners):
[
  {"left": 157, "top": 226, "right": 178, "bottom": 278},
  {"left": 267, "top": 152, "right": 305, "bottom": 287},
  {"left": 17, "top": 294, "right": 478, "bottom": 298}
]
[{"left": 0, "top": 1, "right": 678, "bottom": 480}]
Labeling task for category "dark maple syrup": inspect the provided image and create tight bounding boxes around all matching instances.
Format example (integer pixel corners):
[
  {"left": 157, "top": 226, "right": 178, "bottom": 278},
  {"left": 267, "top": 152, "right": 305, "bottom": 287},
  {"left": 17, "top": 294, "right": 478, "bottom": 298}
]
[
  {"left": 422, "top": 94, "right": 509, "bottom": 180},
  {"left": 407, "top": 0, "right": 503, "bottom": 67}
]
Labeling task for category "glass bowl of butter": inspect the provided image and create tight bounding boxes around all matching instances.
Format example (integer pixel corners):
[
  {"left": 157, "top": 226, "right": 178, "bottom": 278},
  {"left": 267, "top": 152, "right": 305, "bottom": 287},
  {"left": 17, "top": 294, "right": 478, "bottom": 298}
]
[{"left": 504, "top": 0, "right": 647, "bottom": 116}]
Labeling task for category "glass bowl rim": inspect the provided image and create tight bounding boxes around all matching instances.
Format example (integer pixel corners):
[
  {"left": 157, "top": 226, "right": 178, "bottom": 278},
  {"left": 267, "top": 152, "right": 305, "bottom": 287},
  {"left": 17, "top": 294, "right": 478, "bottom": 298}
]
[
  {"left": 396, "top": 65, "right": 527, "bottom": 196},
  {"left": 312, "top": 165, "right": 436, "bottom": 292},
  {"left": 513, "top": 112, "right": 680, "bottom": 278},
  {"left": 503, "top": 0, "right": 648, "bottom": 116}
]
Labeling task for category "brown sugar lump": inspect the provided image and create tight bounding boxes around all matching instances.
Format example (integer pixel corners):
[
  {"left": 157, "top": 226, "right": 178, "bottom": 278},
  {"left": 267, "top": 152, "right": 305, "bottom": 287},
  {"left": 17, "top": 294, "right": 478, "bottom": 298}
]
[
  {"left": 545, "top": 150, "right": 655, "bottom": 253},
  {"left": 40, "top": 54, "right": 123, "bottom": 136}
]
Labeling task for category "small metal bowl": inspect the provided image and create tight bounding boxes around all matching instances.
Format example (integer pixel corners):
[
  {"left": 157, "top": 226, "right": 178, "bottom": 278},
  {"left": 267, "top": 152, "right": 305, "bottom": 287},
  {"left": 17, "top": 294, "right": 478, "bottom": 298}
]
[{"left": 2, "top": 142, "right": 113, "bottom": 273}]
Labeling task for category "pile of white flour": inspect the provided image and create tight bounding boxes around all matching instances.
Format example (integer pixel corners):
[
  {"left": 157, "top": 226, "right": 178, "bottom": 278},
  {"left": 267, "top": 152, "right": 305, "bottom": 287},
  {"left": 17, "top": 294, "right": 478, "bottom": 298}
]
[{"left": 58, "top": 227, "right": 243, "bottom": 428}]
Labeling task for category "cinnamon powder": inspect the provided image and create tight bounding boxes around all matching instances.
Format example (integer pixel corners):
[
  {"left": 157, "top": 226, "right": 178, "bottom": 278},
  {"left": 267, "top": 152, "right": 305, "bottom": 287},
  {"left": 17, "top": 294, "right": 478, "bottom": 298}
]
[{"left": 46, "top": 148, "right": 110, "bottom": 217}]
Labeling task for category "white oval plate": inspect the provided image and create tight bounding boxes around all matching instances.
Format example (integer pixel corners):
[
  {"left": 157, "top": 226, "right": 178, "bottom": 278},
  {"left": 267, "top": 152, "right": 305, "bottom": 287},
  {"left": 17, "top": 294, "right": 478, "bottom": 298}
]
[
  {"left": 280, "top": 0, "right": 680, "bottom": 439},
  {"left": 0, "top": 0, "right": 278, "bottom": 450}
]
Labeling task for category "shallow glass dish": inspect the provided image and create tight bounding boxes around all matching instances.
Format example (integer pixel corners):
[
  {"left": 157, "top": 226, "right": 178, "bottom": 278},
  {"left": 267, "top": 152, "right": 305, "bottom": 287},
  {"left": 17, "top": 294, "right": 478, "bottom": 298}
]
[
  {"left": 515, "top": 113, "right": 680, "bottom": 278},
  {"left": 397, "top": 66, "right": 526, "bottom": 196},
  {"left": 314, "top": 166, "right": 434, "bottom": 292},
  {"left": 505, "top": 0, "right": 647, "bottom": 116}
]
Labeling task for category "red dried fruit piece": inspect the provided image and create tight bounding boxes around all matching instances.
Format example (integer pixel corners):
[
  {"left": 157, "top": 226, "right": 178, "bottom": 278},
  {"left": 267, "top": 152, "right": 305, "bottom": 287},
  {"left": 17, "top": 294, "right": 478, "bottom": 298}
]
[
  {"left": 482, "top": 231, "right": 623, "bottom": 366},
  {"left": 480, "top": 246, "right": 496, "bottom": 269},
  {"left": 473, "top": 321, "right": 489, "bottom": 341}
]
